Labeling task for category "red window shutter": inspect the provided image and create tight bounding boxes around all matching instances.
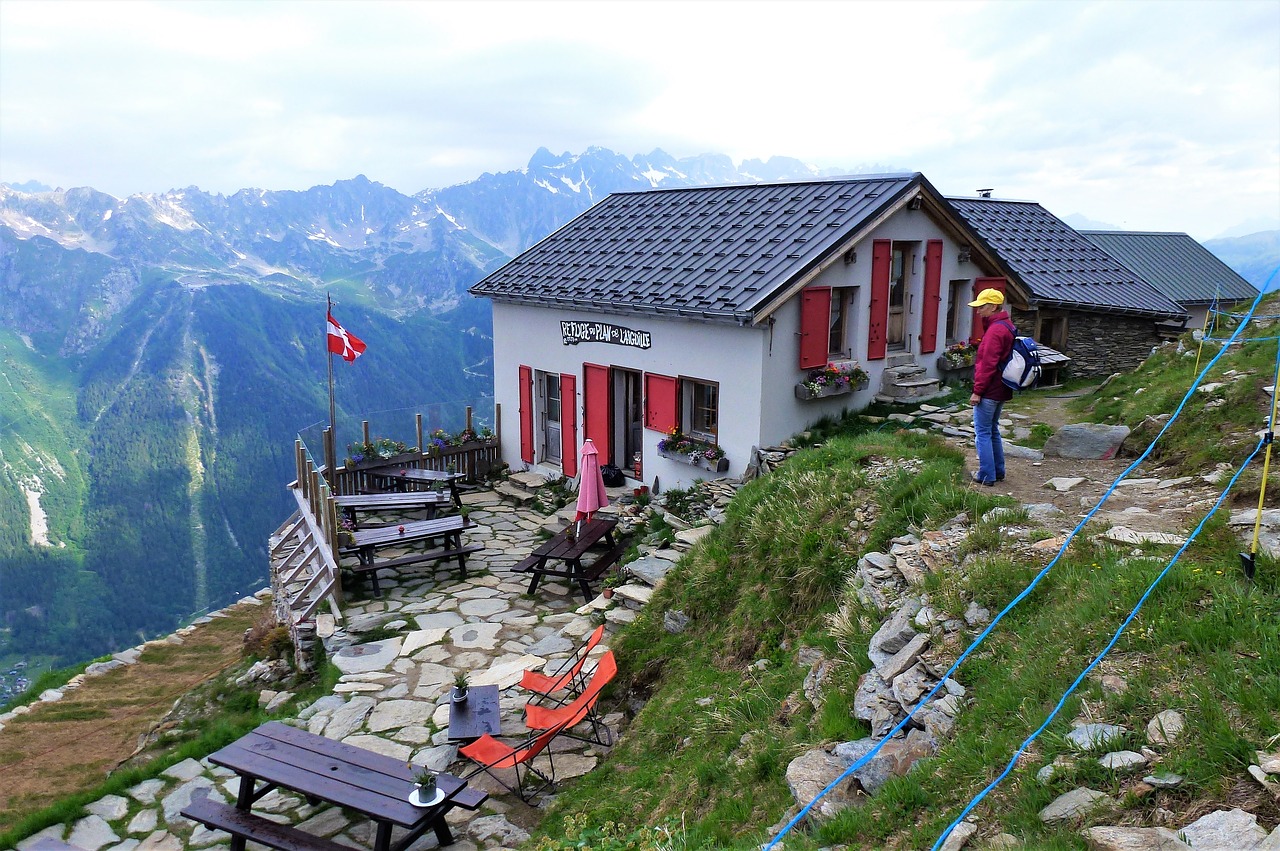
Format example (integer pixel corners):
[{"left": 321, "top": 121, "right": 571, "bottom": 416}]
[
  {"left": 798, "top": 287, "right": 832, "bottom": 369},
  {"left": 643, "top": 373, "right": 677, "bottom": 433},
  {"left": 920, "top": 240, "right": 943, "bottom": 353},
  {"left": 583, "top": 363, "right": 610, "bottom": 463},
  {"left": 971, "top": 277, "right": 1007, "bottom": 344},
  {"left": 518, "top": 365, "right": 534, "bottom": 464},
  {"left": 560, "top": 373, "right": 577, "bottom": 477},
  {"left": 868, "top": 239, "right": 891, "bottom": 360}
]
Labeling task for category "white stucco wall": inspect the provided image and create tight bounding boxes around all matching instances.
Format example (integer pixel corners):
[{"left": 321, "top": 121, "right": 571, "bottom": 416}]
[
  {"left": 491, "top": 303, "right": 769, "bottom": 490},
  {"left": 757, "top": 207, "right": 986, "bottom": 444}
]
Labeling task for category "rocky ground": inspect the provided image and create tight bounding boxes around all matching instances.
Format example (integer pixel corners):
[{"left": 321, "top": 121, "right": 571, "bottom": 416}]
[{"left": 9, "top": 396, "right": 1279, "bottom": 851}]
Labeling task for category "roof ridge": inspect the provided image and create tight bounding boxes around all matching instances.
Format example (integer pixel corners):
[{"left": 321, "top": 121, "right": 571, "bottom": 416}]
[{"left": 613, "top": 172, "right": 920, "bottom": 196}]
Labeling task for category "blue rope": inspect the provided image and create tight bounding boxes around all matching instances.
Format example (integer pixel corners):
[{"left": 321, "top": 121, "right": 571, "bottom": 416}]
[
  {"left": 931, "top": 436, "right": 1266, "bottom": 849},
  {"left": 1201, "top": 334, "right": 1280, "bottom": 343},
  {"left": 762, "top": 282, "right": 1270, "bottom": 851}
]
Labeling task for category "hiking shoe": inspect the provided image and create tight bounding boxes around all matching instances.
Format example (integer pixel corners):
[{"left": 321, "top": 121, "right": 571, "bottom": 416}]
[{"left": 971, "top": 473, "right": 995, "bottom": 487}]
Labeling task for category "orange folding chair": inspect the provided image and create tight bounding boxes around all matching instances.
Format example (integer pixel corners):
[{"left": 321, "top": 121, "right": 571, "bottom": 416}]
[
  {"left": 520, "top": 624, "right": 605, "bottom": 706},
  {"left": 523, "top": 650, "right": 617, "bottom": 746},
  {"left": 458, "top": 719, "right": 569, "bottom": 802}
]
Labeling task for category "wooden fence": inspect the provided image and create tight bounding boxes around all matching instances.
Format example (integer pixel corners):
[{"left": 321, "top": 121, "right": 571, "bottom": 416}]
[{"left": 318, "top": 405, "right": 503, "bottom": 495}]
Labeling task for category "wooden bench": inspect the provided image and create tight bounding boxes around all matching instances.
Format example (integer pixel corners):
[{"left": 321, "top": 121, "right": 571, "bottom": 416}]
[
  {"left": 334, "top": 492, "right": 454, "bottom": 524},
  {"left": 182, "top": 793, "right": 349, "bottom": 851},
  {"left": 351, "top": 544, "right": 485, "bottom": 595}
]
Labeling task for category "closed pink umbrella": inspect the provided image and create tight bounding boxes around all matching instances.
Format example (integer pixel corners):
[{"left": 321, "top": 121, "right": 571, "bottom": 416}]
[{"left": 574, "top": 439, "right": 609, "bottom": 533}]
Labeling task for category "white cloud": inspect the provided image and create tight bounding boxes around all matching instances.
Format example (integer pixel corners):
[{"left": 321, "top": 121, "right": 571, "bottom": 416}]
[{"left": 0, "top": 0, "right": 1276, "bottom": 239}]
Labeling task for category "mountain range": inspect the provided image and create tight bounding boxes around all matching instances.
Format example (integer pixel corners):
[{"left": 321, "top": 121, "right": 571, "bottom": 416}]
[
  {"left": 0, "top": 147, "right": 854, "bottom": 666},
  {"left": 1, "top": 148, "right": 1274, "bottom": 667}
]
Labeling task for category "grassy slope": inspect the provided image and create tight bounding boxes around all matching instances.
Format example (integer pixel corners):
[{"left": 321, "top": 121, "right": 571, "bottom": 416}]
[{"left": 533, "top": 319, "right": 1280, "bottom": 848}]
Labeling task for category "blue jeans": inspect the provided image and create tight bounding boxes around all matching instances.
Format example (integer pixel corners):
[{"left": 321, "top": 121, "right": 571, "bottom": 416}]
[{"left": 973, "top": 398, "right": 1005, "bottom": 484}]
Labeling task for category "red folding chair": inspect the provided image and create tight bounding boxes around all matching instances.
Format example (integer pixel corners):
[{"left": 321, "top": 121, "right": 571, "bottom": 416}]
[
  {"left": 458, "top": 719, "right": 569, "bottom": 803},
  {"left": 523, "top": 650, "right": 617, "bottom": 746},
  {"left": 520, "top": 624, "right": 606, "bottom": 706}
]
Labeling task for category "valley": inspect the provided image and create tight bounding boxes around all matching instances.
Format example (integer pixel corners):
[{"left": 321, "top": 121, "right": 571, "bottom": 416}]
[{"left": 0, "top": 147, "right": 1275, "bottom": 674}]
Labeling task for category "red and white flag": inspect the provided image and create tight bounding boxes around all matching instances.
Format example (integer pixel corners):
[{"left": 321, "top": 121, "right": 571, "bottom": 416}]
[{"left": 327, "top": 311, "right": 367, "bottom": 362}]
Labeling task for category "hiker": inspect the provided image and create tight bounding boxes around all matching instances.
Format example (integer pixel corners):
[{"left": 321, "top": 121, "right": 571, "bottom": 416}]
[{"left": 968, "top": 288, "right": 1015, "bottom": 486}]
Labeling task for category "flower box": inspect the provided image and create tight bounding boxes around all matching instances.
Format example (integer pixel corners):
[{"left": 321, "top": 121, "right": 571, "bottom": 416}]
[
  {"left": 794, "top": 376, "right": 868, "bottom": 401},
  {"left": 657, "top": 448, "right": 730, "bottom": 473}
]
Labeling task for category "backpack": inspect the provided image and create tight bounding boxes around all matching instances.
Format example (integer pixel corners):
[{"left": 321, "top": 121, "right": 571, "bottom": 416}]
[{"left": 997, "top": 321, "right": 1042, "bottom": 390}]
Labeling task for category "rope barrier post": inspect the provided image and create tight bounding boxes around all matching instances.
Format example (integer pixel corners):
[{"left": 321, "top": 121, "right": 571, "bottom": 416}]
[{"left": 1244, "top": 352, "right": 1280, "bottom": 580}]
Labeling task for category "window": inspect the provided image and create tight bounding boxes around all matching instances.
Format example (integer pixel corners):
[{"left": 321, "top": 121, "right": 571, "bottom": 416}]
[
  {"left": 828, "top": 289, "right": 850, "bottom": 357},
  {"left": 946, "top": 280, "right": 968, "bottom": 344},
  {"left": 681, "top": 378, "right": 719, "bottom": 441}
]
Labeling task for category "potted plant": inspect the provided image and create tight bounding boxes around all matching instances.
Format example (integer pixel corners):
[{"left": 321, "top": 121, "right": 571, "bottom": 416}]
[
  {"left": 409, "top": 765, "right": 437, "bottom": 803},
  {"left": 337, "top": 517, "right": 357, "bottom": 549},
  {"left": 451, "top": 672, "right": 469, "bottom": 704},
  {"left": 601, "top": 571, "right": 625, "bottom": 599},
  {"left": 795, "top": 361, "right": 870, "bottom": 400}
]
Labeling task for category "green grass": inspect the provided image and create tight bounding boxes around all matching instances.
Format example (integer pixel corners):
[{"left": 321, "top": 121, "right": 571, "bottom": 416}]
[
  {"left": 528, "top": 388, "right": 1279, "bottom": 849},
  {"left": 1068, "top": 297, "right": 1280, "bottom": 488},
  {"left": 0, "top": 653, "right": 342, "bottom": 848}
]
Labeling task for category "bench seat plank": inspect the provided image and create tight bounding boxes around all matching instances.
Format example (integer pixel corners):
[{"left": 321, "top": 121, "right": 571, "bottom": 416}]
[{"left": 182, "top": 794, "right": 349, "bottom": 851}]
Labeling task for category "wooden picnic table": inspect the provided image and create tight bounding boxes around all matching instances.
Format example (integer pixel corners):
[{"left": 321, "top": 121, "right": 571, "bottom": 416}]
[
  {"left": 372, "top": 467, "right": 466, "bottom": 507},
  {"left": 333, "top": 491, "right": 454, "bottom": 525},
  {"left": 512, "top": 517, "right": 625, "bottom": 601},
  {"left": 340, "top": 515, "right": 481, "bottom": 595},
  {"left": 190, "top": 721, "right": 486, "bottom": 851}
]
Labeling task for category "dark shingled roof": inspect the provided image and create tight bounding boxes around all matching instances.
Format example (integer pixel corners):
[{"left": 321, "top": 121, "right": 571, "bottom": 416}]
[
  {"left": 947, "top": 198, "right": 1187, "bottom": 319},
  {"left": 470, "top": 174, "right": 923, "bottom": 322},
  {"left": 1081, "top": 230, "right": 1257, "bottom": 306}
]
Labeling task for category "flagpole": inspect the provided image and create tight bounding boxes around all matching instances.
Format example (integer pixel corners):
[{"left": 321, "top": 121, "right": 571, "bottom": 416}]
[{"left": 327, "top": 292, "right": 337, "bottom": 443}]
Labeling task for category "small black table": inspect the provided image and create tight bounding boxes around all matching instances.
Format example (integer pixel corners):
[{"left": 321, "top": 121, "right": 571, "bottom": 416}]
[{"left": 447, "top": 684, "right": 501, "bottom": 742}]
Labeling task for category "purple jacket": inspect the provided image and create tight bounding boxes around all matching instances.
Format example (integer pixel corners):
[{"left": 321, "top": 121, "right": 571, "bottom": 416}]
[{"left": 973, "top": 311, "right": 1015, "bottom": 401}]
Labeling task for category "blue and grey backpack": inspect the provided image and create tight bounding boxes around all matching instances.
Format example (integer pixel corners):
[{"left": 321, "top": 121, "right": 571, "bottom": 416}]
[{"left": 997, "top": 321, "right": 1042, "bottom": 390}]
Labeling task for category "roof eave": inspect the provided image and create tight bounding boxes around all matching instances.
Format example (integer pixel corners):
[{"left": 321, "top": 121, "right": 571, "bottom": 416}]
[{"left": 484, "top": 293, "right": 752, "bottom": 324}]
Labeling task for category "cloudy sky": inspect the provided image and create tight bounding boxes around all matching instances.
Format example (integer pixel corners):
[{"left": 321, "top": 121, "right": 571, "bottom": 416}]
[{"left": 1, "top": 0, "right": 1277, "bottom": 240}]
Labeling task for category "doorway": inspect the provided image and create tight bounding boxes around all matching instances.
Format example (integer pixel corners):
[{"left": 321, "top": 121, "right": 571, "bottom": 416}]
[
  {"left": 611, "top": 368, "right": 643, "bottom": 477},
  {"left": 538, "top": 371, "right": 562, "bottom": 465},
  {"left": 889, "top": 245, "right": 911, "bottom": 350}
]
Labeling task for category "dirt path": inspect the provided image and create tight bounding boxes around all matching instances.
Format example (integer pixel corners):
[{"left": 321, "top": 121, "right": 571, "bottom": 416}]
[
  {"left": 955, "top": 386, "right": 1220, "bottom": 536},
  {"left": 0, "top": 601, "right": 261, "bottom": 830}
]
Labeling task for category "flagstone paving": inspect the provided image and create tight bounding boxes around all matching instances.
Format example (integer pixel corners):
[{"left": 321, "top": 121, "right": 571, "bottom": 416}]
[{"left": 17, "top": 491, "right": 657, "bottom": 851}]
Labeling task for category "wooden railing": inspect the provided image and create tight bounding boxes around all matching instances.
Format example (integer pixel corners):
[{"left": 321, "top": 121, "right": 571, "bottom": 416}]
[{"left": 313, "top": 405, "right": 503, "bottom": 495}]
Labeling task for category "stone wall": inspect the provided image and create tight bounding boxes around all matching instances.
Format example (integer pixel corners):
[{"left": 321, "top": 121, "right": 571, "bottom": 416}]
[{"left": 1011, "top": 308, "right": 1163, "bottom": 379}]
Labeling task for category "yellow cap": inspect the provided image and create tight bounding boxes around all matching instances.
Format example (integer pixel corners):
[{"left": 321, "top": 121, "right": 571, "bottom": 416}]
[{"left": 968, "top": 288, "right": 1005, "bottom": 307}]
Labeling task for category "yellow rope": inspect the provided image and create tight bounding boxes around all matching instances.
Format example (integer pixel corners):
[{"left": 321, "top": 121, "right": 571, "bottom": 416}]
[
  {"left": 1194, "top": 300, "right": 1216, "bottom": 375},
  {"left": 1250, "top": 359, "right": 1280, "bottom": 555}
]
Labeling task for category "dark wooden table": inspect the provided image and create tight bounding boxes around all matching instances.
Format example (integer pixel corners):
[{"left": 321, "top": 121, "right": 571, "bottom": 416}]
[
  {"left": 515, "top": 517, "right": 624, "bottom": 601},
  {"left": 447, "top": 684, "right": 501, "bottom": 742},
  {"left": 373, "top": 467, "right": 466, "bottom": 507},
  {"left": 334, "top": 491, "right": 454, "bottom": 525},
  {"left": 341, "top": 515, "right": 467, "bottom": 564},
  {"left": 206, "top": 721, "right": 485, "bottom": 851},
  {"left": 338, "top": 515, "right": 477, "bottom": 595}
]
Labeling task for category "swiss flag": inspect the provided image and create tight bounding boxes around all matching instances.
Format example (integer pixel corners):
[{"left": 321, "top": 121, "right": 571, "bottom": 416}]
[{"left": 327, "top": 311, "right": 367, "bottom": 362}]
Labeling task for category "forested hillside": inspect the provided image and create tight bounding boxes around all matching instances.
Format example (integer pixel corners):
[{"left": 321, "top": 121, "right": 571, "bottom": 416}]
[
  {"left": 0, "top": 148, "right": 839, "bottom": 670},
  {"left": 0, "top": 283, "right": 485, "bottom": 664}
]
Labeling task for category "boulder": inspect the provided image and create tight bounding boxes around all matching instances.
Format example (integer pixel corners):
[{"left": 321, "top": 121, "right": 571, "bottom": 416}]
[
  {"left": 1043, "top": 424, "right": 1131, "bottom": 460},
  {"left": 1039, "top": 787, "right": 1113, "bottom": 823},
  {"left": 1082, "top": 826, "right": 1192, "bottom": 850},
  {"left": 1177, "top": 808, "right": 1269, "bottom": 851},
  {"left": 1146, "top": 710, "right": 1185, "bottom": 745},
  {"left": 784, "top": 749, "right": 862, "bottom": 820}
]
